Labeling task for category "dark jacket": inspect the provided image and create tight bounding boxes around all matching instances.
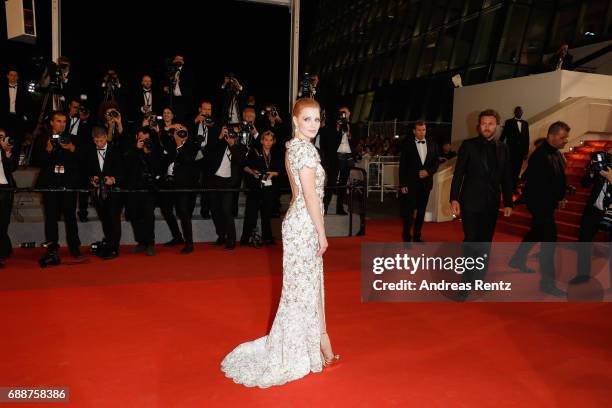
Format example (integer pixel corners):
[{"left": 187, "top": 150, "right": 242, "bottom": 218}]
[
  {"left": 0, "top": 80, "right": 31, "bottom": 122},
  {"left": 399, "top": 137, "right": 440, "bottom": 192},
  {"left": 32, "top": 133, "right": 82, "bottom": 189},
  {"left": 500, "top": 118, "right": 530, "bottom": 157},
  {"left": 0, "top": 147, "right": 17, "bottom": 187},
  {"left": 581, "top": 169, "right": 611, "bottom": 210},
  {"left": 524, "top": 142, "right": 567, "bottom": 214},
  {"left": 208, "top": 139, "right": 247, "bottom": 186},
  {"left": 450, "top": 135, "right": 513, "bottom": 212},
  {"left": 162, "top": 139, "right": 200, "bottom": 189},
  {"left": 124, "top": 144, "right": 163, "bottom": 190},
  {"left": 243, "top": 145, "right": 283, "bottom": 191},
  {"left": 84, "top": 143, "right": 124, "bottom": 186}
]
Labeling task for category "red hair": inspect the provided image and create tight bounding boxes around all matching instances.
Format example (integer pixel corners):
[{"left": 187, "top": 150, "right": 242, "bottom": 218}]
[{"left": 292, "top": 98, "right": 320, "bottom": 118}]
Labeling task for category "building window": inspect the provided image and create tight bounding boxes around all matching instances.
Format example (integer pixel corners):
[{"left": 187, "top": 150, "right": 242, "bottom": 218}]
[
  {"left": 417, "top": 31, "right": 440, "bottom": 77},
  {"left": 469, "top": 7, "right": 502, "bottom": 65},
  {"left": 451, "top": 17, "right": 478, "bottom": 69},
  {"left": 433, "top": 24, "right": 459, "bottom": 73},
  {"left": 497, "top": 4, "right": 530, "bottom": 64},
  {"left": 520, "top": 7, "right": 552, "bottom": 66}
]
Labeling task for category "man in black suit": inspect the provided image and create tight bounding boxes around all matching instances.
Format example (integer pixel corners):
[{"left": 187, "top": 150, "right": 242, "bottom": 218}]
[
  {"left": 66, "top": 98, "right": 93, "bottom": 222},
  {"left": 323, "top": 106, "right": 359, "bottom": 215},
  {"left": 570, "top": 148, "right": 612, "bottom": 285},
  {"left": 163, "top": 55, "right": 194, "bottom": 123},
  {"left": 549, "top": 44, "right": 573, "bottom": 71},
  {"left": 131, "top": 75, "right": 161, "bottom": 127},
  {"left": 220, "top": 73, "right": 245, "bottom": 125},
  {"left": 1, "top": 69, "right": 31, "bottom": 148},
  {"left": 500, "top": 106, "right": 530, "bottom": 191},
  {"left": 0, "top": 128, "right": 18, "bottom": 268},
  {"left": 160, "top": 125, "right": 200, "bottom": 254},
  {"left": 86, "top": 127, "right": 124, "bottom": 260},
  {"left": 450, "top": 109, "right": 513, "bottom": 242},
  {"left": 240, "top": 131, "right": 282, "bottom": 246},
  {"left": 399, "top": 121, "right": 439, "bottom": 242},
  {"left": 509, "top": 122, "right": 570, "bottom": 297},
  {"left": 125, "top": 128, "right": 163, "bottom": 256},
  {"left": 191, "top": 100, "right": 218, "bottom": 219},
  {"left": 31, "top": 111, "right": 82, "bottom": 265},
  {"left": 208, "top": 125, "right": 247, "bottom": 250}
]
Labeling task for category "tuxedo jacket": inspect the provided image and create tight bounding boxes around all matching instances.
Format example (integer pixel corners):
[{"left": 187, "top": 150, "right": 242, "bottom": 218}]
[
  {"left": 208, "top": 140, "right": 247, "bottom": 186},
  {"left": 500, "top": 118, "right": 530, "bottom": 157},
  {"left": 0, "top": 80, "right": 31, "bottom": 121},
  {"left": 162, "top": 140, "right": 200, "bottom": 189},
  {"left": 0, "top": 148, "right": 17, "bottom": 187},
  {"left": 450, "top": 135, "right": 513, "bottom": 212},
  {"left": 32, "top": 132, "right": 82, "bottom": 188},
  {"left": 84, "top": 144, "right": 125, "bottom": 186},
  {"left": 321, "top": 126, "right": 360, "bottom": 160},
  {"left": 399, "top": 137, "right": 439, "bottom": 192},
  {"left": 130, "top": 86, "right": 163, "bottom": 122}
]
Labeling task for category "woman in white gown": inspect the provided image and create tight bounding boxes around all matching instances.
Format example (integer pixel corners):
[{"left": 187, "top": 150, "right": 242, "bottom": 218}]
[{"left": 221, "top": 98, "right": 340, "bottom": 388}]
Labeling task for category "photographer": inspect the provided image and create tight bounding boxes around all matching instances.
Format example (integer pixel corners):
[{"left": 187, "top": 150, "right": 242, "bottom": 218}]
[
  {"left": 208, "top": 125, "right": 247, "bottom": 250},
  {"left": 131, "top": 75, "right": 161, "bottom": 125},
  {"left": 39, "top": 56, "right": 81, "bottom": 111},
  {"left": 100, "top": 69, "right": 124, "bottom": 108},
  {"left": 103, "top": 105, "right": 127, "bottom": 152},
  {"left": 163, "top": 55, "right": 194, "bottom": 122},
  {"left": 125, "top": 127, "right": 162, "bottom": 256},
  {"left": 570, "top": 148, "right": 612, "bottom": 285},
  {"left": 239, "top": 131, "right": 281, "bottom": 246},
  {"left": 32, "top": 111, "right": 82, "bottom": 265},
  {"left": 160, "top": 124, "right": 199, "bottom": 254},
  {"left": 67, "top": 98, "right": 93, "bottom": 222},
  {"left": 0, "top": 128, "right": 18, "bottom": 268},
  {"left": 86, "top": 127, "right": 124, "bottom": 260},
  {"left": 260, "top": 104, "right": 289, "bottom": 145},
  {"left": 322, "top": 106, "right": 359, "bottom": 215},
  {"left": 241, "top": 106, "right": 260, "bottom": 148},
  {"left": 192, "top": 100, "right": 218, "bottom": 219},
  {"left": 220, "top": 73, "right": 244, "bottom": 125},
  {"left": 1, "top": 68, "right": 31, "bottom": 147}
]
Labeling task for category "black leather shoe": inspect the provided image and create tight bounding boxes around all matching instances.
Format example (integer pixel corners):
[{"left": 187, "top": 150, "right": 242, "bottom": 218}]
[
  {"left": 164, "top": 237, "right": 184, "bottom": 247},
  {"left": 101, "top": 248, "right": 119, "bottom": 260},
  {"left": 569, "top": 275, "right": 590, "bottom": 285},
  {"left": 145, "top": 244, "right": 155, "bottom": 256},
  {"left": 180, "top": 244, "right": 194, "bottom": 254},
  {"left": 508, "top": 258, "right": 535, "bottom": 273},
  {"left": 540, "top": 284, "right": 567, "bottom": 297},
  {"left": 224, "top": 241, "right": 236, "bottom": 250},
  {"left": 70, "top": 247, "right": 83, "bottom": 259},
  {"left": 215, "top": 237, "right": 226, "bottom": 246}
]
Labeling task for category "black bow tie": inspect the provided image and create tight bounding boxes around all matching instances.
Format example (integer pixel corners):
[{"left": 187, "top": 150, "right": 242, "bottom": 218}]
[
  {"left": 8, "top": 85, "right": 17, "bottom": 89},
  {"left": 97, "top": 148, "right": 107, "bottom": 151},
  {"left": 416, "top": 140, "right": 425, "bottom": 144},
  {"left": 143, "top": 90, "right": 151, "bottom": 93}
]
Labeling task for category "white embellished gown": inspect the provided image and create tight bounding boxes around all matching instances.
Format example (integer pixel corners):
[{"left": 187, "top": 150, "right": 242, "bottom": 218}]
[{"left": 221, "top": 137, "right": 328, "bottom": 388}]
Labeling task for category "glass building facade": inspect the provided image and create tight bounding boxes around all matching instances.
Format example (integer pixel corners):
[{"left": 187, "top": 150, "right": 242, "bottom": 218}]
[{"left": 305, "top": 0, "right": 612, "bottom": 124}]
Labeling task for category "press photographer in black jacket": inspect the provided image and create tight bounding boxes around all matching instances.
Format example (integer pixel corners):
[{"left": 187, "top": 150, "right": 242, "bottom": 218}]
[
  {"left": 160, "top": 124, "right": 199, "bottom": 254},
  {"left": 85, "top": 127, "right": 124, "bottom": 260},
  {"left": 240, "top": 131, "right": 281, "bottom": 246},
  {"left": 125, "top": 127, "right": 162, "bottom": 256},
  {"left": 32, "top": 111, "right": 82, "bottom": 265},
  {"left": 0, "top": 127, "right": 18, "bottom": 267}
]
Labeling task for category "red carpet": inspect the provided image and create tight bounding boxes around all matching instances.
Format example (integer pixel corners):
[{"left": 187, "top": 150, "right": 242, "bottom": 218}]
[{"left": 1, "top": 219, "right": 611, "bottom": 407}]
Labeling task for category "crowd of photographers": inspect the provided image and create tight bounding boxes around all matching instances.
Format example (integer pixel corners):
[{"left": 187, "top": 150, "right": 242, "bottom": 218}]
[{"left": 0, "top": 55, "right": 362, "bottom": 268}]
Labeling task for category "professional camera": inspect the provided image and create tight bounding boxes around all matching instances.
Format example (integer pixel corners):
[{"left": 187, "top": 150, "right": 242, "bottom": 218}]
[
  {"left": 0, "top": 134, "right": 15, "bottom": 146},
  {"left": 51, "top": 133, "right": 71, "bottom": 149},
  {"left": 102, "top": 71, "right": 120, "bottom": 89},
  {"left": 92, "top": 176, "right": 110, "bottom": 202},
  {"left": 144, "top": 111, "right": 161, "bottom": 129},
  {"left": 176, "top": 128, "right": 188, "bottom": 139},
  {"left": 338, "top": 110, "right": 349, "bottom": 132},
  {"left": 589, "top": 151, "right": 612, "bottom": 174},
  {"left": 202, "top": 114, "right": 213, "bottom": 125},
  {"left": 225, "top": 73, "right": 241, "bottom": 93},
  {"left": 90, "top": 240, "right": 108, "bottom": 256},
  {"left": 301, "top": 72, "right": 313, "bottom": 98},
  {"left": 79, "top": 106, "right": 90, "bottom": 116},
  {"left": 261, "top": 106, "right": 278, "bottom": 118},
  {"left": 105, "top": 109, "right": 120, "bottom": 119}
]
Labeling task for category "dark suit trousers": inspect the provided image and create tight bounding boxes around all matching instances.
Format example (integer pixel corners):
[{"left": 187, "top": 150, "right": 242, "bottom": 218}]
[
  {"left": 210, "top": 175, "right": 236, "bottom": 242},
  {"left": 176, "top": 192, "right": 196, "bottom": 244},
  {"left": 461, "top": 209, "right": 498, "bottom": 242},
  {"left": 576, "top": 205, "right": 606, "bottom": 278},
  {"left": 42, "top": 191, "right": 80, "bottom": 249},
  {"left": 324, "top": 153, "right": 353, "bottom": 210},
  {"left": 158, "top": 192, "right": 183, "bottom": 240},
  {"left": 127, "top": 192, "right": 156, "bottom": 245},
  {"left": 0, "top": 189, "right": 14, "bottom": 258},
  {"left": 509, "top": 147, "right": 524, "bottom": 190},
  {"left": 241, "top": 186, "right": 275, "bottom": 242},
  {"left": 93, "top": 193, "right": 122, "bottom": 250},
  {"left": 512, "top": 209, "right": 557, "bottom": 285},
  {"left": 401, "top": 184, "right": 430, "bottom": 241}
]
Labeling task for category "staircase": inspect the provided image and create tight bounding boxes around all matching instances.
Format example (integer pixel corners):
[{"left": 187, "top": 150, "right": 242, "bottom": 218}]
[{"left": 497, "top": 140, "right": 612, "bottom": 242}]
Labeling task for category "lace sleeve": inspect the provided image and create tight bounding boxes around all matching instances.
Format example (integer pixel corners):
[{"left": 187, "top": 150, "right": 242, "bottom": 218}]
[{"left": 290, "top": 142, "right": 319, "bottom": 172}]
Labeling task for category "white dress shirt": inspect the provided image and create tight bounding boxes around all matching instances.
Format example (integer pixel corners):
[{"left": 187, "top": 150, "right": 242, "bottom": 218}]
[
  {"left": 97, "top": 144, "right": 107, "bottom": 172},
  {"left": 415, "top": 138, "right": 427, "bottom": 165},
  {"left": 0, "top": 153, "right": 8, "bottom": 185},
  {"left": 337, "top": 131, "right": 351, "bottom": 153},
  {"left": 173, "top": 68, "right": 182, "bottom": 97},
  {"left": 215, "top": 146, "right": 232, "bottom": 178},
  {"left": 8, "top": 85, "right": 17, "bottom": 113},
  {"left": 69, "top": 117, "right": 80, "bottom": 136}
]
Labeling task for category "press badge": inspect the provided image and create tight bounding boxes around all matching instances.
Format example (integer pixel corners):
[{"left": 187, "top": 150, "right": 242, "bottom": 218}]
[{"left": 54, "top": 165, "right": 65, "bottom": 174}]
